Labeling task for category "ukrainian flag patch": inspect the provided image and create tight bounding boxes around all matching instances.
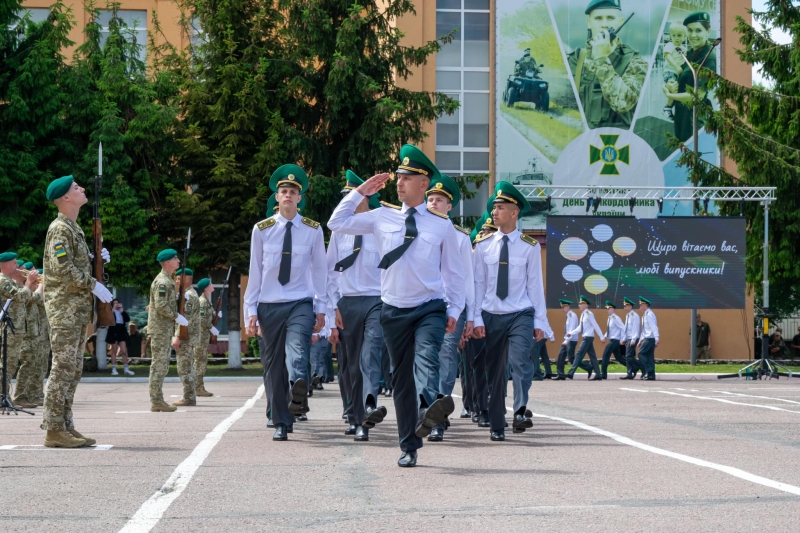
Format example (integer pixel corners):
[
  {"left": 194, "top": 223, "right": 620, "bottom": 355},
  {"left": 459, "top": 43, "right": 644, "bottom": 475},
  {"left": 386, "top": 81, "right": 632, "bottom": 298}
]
[
  {"left": 54, "top": 242, "right": 67, "bottom": 263},
  {"left": 158, "top": 284, "right": 167, "bottom": 298}
]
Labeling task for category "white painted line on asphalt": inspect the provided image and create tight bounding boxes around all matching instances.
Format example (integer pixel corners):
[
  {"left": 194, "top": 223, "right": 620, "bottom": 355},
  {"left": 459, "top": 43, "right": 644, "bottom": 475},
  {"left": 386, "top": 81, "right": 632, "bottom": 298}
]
[
  {"left": 619, "top": 388, "right": 648, "bottom": 392},
  {"left": 658, "top": 390, "right": 800, "bottom": 414},
  {"left": 673, "top": 388, "right": 686, "bottom": 390},
  {"left": 116, "top": 410, "right": 187, "bottom": 414},
  {"left": 715, "top": 390, "right": 800, "bottom": 405},
  {"left": 118, "top": 384, "right": 265, "bottom": 533},
  {"left": 0, "top": 444, "right": 113, "bottom": 451}
]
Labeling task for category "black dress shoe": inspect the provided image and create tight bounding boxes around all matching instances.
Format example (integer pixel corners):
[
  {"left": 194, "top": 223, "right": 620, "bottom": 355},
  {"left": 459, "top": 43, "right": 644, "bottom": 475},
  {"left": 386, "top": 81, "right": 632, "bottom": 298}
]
[
  {"left": 427, "top": 427, "right": 444, "bottom": 442},
  {"left": 532, "top": 377, "right": 544, "bottom": 381},
  {"left": 344, "top": 424, "right": 357, "bottom": 436},
  {"left": 364, "top": 405, "right": 388, "bottom": 428},
  {"left": 273, "top": 424, "right": 287, "bottom": 441},
  {"left": 589, "top": 375, "right": 602, "bottom": 381},
  {"left": 600, "top": 374, "right": 608, "bottom": 380},
  {"left": 267, "top": 418, "right": 274, "bottom": 428},
  {"left": 587, "top": 369, "right": 593, "bottom": 379},
  {"left": 566, "top": 374, "right": 574, "bottom": 380},
  {"left": 295, "top": 414, "right": 308, "bottom": 422},
  {"left": 311, "top": 374, "right": 322, "bottom": 387},
  {"left": 524, "top": 409, "right": 533, "bottom": 418},
  {"left": 354, "top": 426, "right": 369, "bottom": 441},
  {"left": 315, "top": 383, "right": 324, "bottom": 390},
  {"left": 289, "top": 380, "right": 308, "bottom": 415},
  {"left": 287, "top": 425, "right": 293, "bottom": 433},
  {"left": 644, "top": 376, "right": 656, "bottom": 381},
  {"left": 639, "top": 374, "right": 646, "bottom": 380},
  {"left": 513, "top": 414, "right": 533, "bottom": 430},
  {"left": 460, "top": 408, "right": 471, "bottom": 419},
  {"left": 384, "top": 389, "right": 393, "bottom": 398},
  {"left": 544, "top": 374, "right": 553, "bottom": 380},
  {"left": 555, "top": 375, "right": 566, "bottom": 381},
  {"left": 398, "top": 450, "right": 417, "bottom": 467},
  {"left": 307, "top": 389, "right": 313, "bottom": 397},
  {"left": 471, "top": 413, "right": 479, "bottom": 423},
  {"left": 415, "top": 397, "right": 453, "bottom": 438},
  {"left": 490, "top": 431, "right": 505, "bottom": 441},
  {"left": 342, "top": 413, "right": 347, "bottom": 420},
  {"left": 477, "top": 411, "right": 490, "bottom": 428},
  {"left": 619, "top": 374, "right": 633, "bottom": 380}
]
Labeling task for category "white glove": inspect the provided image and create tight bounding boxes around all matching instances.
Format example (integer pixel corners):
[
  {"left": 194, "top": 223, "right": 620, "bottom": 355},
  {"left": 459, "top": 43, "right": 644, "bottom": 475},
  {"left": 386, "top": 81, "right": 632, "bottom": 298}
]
[
  {"left": 183, "top": 292, "right": 190, "bottom": 301},
  {"left": 101, "top": 248, "right": 111, "bottom": 264},
  {"left": 175, "top": 314, "right": 189, "bottom": 326},
  {"left": 210, "top": 326, "right": 220, "bottom": 336},
  {"left": 92, "top": 283, "right": 113, "bottom": 303},
  {"left": 218, "top": 311, "right": 223, "bottom": 318}
]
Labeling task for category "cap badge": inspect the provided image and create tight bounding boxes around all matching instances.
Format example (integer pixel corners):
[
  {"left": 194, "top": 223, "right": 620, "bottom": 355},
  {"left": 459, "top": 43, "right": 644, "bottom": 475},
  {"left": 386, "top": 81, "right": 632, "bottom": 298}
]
[
  {"left": 403, "top": 157, "right": 409, "bottom": 165},
  {"left": 288, "top": 174, "right": 295, "bottom": 181},
  {"left": 435, "top": 182, "right": 443, "bottom": 189}
]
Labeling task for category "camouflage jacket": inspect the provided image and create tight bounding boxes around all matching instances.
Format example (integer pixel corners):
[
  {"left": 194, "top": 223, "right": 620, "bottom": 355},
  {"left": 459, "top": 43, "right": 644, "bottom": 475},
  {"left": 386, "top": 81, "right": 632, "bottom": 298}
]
[
  {"left": 0, "top": 273, "right": 31, "bottom": 333},
  {"left": 148, "top": 269, "right": 177, "bottom": 335},
  {"left": 198, "top": 294, "right": 214, "bottom": 333},
  {"left": 25, "top": 289, "right": 42, "bottom": 338},
  {"left": 175, "top": 287, "right": 201, "bottom": 343},
  {"left": 515, "top": 56, "right": 539, "bottom": 76},
  {"left": 37, "top": 296, "right": 50, "bottom": 342},
  {"left": 140, "top": 325, "right": 153, "bottom": 358},
  {"left": 43, "top": 213, "right": 96, "bottom": 325}
]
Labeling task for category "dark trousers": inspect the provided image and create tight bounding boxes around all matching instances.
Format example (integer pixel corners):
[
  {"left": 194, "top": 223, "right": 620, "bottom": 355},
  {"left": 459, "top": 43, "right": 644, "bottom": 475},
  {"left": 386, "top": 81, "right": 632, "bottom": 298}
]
[
  {"left": 257, "top": 299, "right": 314, "bottom": 427},
  {"left": 532, "top": 338, "right": 552, "bottom": 379},
  {"left": 338, "top": 295, "right": 384, "bottom": 425},
  {"left": 569, "top": 337, "right": 601, "bottom": 377},
  {"left": 380, "top": 343, "right": 392, "bottom": 391},
  {"left": 483, "top": 309, "right": 534, "bottom": 432},
  {"left": 380, "top": 299, "right": 447, "bottom": 452},
  {"left": 624, "top": 339, "right": 643, "bottom": 375},
  {"left": 459, "top": 344, "right": 472, "bottom": 411},
  {"left": 600, "top": 339, "right": 626, "bottom": 376},
  {"left": 556, "top": 341, "right": 578, "bottom": 377},
  {"left": 466, "top": 337, "right": 488, "bottom": 413},
  {"left": 638, "top": 338, "right": 657, "bottom": 378}
]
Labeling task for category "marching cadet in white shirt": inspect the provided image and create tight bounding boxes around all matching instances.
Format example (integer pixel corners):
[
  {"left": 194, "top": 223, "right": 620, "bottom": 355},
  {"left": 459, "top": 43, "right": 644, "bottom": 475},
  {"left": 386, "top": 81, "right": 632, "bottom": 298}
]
[
  {"left": 637, "top": 296, "right": 659, "bottom": 380},
  {"left": 600, "top": 300, "right": 627, "bottom": 379},
  {"left": 532, "top": 321, "right": 555, "bottom": 380},
  {"left": 327, "top": 144, "right": 465, "bottom": 468},
  {"left": 620, "top": 296, "right": 643, "bottom": 380},
  {"left": 243, "top": 165, "right": 327, "bottom": 442},
  {"left": 327, "top": 170, "right": 387, "bottom": 443},
  {"left": 567, "top": 295, "right": 605, "bottom": 380},
  {"left": 555, "top": 299, "right": 591, "bottom": 379},
  {"left": 473, "top": 182, "right": 550, "bottom": 441}
]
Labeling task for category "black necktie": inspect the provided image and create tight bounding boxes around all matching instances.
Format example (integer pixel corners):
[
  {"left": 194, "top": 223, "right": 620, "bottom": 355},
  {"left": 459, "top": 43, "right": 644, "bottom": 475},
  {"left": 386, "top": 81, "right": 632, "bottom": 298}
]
[
  {"left": 334, "top": 235, "right": 362, "bottom": 272},
  {"left": 496, "top": 235, "right": 509, "bottom": 299},
  {"left": 378, "top": 207, "right": 417, "bottom": 269},
  {"left": 278, "top": 223, "right": 292, "bottom": 285}
]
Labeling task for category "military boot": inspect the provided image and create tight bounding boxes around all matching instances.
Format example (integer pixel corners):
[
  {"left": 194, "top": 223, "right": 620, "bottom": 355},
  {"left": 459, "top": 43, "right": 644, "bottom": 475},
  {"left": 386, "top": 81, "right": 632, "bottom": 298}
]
[
  {"left": 44, "top": 430, "right": 85, "bottom": 448},
  {"left": 151, "top": 401, "right": 178, "bottom": 412},
  {"left": 195, "top": 385, "right": 213, "bottom": 397},
  {"left": 172, "top": 398, "right": 196, "bottom": 406},
  {"left": 68, "top": 428, "right": 96, "bottom": 446}
]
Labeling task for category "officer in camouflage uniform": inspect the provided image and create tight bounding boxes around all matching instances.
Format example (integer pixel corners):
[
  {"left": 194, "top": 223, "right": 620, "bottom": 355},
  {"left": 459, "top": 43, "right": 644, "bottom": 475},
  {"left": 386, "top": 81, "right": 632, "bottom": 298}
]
[
  {"left": 194, "top": 278, "right": 218, "bottom": 397},
  {"left": 173, "top": 268, "right": 199, "bottom": 406},
  {"left": 0, "top": 252, "right": 38, "bottom": 406},
  {"left": 148, "top": 249, "right": 185, "bottom": 412},
  {"left": 35, "top": 271, "right": 51, "bottom": 406},
  {"left": 41, "top": 176, "right": 113, "bottom": 448},
  {"left": 12, "top": 261, "right": 43, "bottom": 406},
  {"left": 567, "top": 0, "right": 646, "bottom": 129},
  {"left": 141, "top": 324, "right": 152, "bottom": 359}
]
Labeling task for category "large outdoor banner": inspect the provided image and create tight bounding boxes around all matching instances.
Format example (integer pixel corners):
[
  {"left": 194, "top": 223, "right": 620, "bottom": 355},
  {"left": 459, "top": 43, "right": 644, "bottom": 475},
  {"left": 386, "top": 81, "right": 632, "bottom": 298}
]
[
  {"left": 496, "top": 0, "right": 721, "bottom": 229},
  {"left": 546, "top": 216, "right": 745, "bottom": 309}
]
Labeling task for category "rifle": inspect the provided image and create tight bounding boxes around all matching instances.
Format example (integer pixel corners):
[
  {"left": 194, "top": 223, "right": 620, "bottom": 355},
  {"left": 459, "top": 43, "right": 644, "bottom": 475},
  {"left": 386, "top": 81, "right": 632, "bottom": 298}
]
[
  {"left": 210, "top": 266, "right": 232, "bottom": 344},
  {"left": 177, "top": 228, "right": 191, "bottom": 341},
  {"left": 93, "top": 142, "right": 115, "bottom": 328}
]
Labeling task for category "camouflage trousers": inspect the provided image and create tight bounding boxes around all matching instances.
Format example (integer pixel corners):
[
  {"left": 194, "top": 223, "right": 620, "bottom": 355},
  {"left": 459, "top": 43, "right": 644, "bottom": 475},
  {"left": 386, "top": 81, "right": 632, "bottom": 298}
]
[
  {"left": 194, "top": 332, "right": 211, "bottom": 389},
  {"left": 1, "top": 333, "right": 25, "bottom": 401},
  {"left": 13, "top": 334, "right": 39, "bottom": 404},
  {"left": 35, "top": 334, "right": 51, "bottom": 402},
  {"left": 148, "top": 331, "right": 173, "bottom": 403},
  {"left": 41, "top": 324, "right": 88, "bottom": 431},
  {"left": 176, "top": 341, "right": 197, "bottom": 402}
]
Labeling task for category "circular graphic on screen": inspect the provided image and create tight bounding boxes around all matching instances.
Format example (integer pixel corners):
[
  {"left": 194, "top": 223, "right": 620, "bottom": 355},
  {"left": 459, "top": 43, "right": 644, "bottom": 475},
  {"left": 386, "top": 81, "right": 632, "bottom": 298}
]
[
  {"left": 562, "top": 264, "right": 583, "bottom": 282},
  {"left": 613, "top": 236, "right": 637, "bottom": 257},
  {"left": 589, "top": 251, "right": 613, "bottom": 272},
  {"left": 560, "top": 237, "right": 588, "bottom": 261},
  {"left": 584, "top": 274, "right": 608, "bottom": 295},
  {"left": 591, "top": 224, "right": 613, "bottom": 242}
]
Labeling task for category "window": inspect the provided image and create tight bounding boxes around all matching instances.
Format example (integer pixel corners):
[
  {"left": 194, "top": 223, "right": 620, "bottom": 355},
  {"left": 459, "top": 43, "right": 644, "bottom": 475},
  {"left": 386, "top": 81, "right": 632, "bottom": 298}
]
[
  {"left": 97, "top": 10, "right": 147, "bottom": 63},
  {"left": 8, "top": 8, "right": 49, "bottom": 38},
  {"left": 435, "top": 0, "right": 491, "bottom": 217}
]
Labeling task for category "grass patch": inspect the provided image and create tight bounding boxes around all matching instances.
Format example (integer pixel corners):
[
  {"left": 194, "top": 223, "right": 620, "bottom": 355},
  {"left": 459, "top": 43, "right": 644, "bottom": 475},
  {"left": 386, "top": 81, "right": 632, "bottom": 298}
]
[
  {"left": 501, "top": 104, "right": 582, "bottom": 154},
  {"left": 574, "top": 363, "right": 800, "bottom": 374},
  {"left": 83, "top": 363, "right": 265, "bottom": 379}
]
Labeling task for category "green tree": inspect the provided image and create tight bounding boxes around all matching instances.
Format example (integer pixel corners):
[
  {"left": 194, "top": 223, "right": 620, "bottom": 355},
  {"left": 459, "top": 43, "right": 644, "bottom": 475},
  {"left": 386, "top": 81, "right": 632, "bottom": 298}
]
[{"left": 678, "top": 0, "right": 800, "bottom": 318}]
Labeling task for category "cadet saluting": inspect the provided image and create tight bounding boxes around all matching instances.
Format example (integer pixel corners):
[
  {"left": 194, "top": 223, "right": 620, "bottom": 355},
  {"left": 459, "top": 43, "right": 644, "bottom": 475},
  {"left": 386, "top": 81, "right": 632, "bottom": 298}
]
[
  {"left": 328, "top": 144, "right": 465, "bottom": 467},
  {"left": 244, "top": 165, "right": 327, "bottom": 442},
  {"left": 473, "top": 182, "right": 550, "bottom": 441}
]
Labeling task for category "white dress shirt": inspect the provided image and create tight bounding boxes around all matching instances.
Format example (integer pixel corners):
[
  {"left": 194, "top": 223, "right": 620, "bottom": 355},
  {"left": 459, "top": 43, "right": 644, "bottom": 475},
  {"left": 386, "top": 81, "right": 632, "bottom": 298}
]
[
  {"left": 327, "top": 191, "right": 465, "bottom": 320},
  {"left": 326, "top": 231, "right": 382, "bottom": 308},
  {"left": 563, "top": 310, "right": 579, "bottom": 343},
  {"left": 568, "top": 309, "right": 606, "bottom": 341},
  {"left": 540, "top": 321, "right": 555, "bottom": 342},
  {"left": 641, "top": 308, "right": 659, "bottom": 341},
  {"left": 243, "top": 213, "right": 328, "bottom": 321},
  {"left": 473, "top": 229, "right": 549, "bottom": 331},
  {"left": 452, "top": 229, "right": 475, "bottom": 322},
  {"left": 624, "top": 310, "right": 641, "bottom": 342},
  {"left": 605, "top": 313, "right": 625, "bottom": 341}
]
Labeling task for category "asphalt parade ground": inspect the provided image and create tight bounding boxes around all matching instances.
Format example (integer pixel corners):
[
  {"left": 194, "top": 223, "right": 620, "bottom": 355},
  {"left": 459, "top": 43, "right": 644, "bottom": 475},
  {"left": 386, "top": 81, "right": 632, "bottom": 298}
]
[{"left": 3, "top": 377, "right": 800, "bottom": 532}]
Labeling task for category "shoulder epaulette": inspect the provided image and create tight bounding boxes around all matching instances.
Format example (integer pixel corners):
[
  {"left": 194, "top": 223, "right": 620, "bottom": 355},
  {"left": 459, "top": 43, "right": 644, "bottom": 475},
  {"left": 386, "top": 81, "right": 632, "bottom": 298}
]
[
  {"left": 521, "top": 234, "right": 538, "bottom": 247},
  {"left": 380, "top": 201, "right": 400, "bottom": 210},
  {"left": 257, "top": 218, "right": 276, "bottom": 230},
  {"left": 453, "top": 224, "right": 470, "bottom": 236},
  {"left": 474, "top": 232, "right": 493, "bottom": 244},
  {"left": 427, "top": 207, "right": 449, "bottom": 219},
  {"left": 301, "top": 217, "right": 320, "bottom": 229}
]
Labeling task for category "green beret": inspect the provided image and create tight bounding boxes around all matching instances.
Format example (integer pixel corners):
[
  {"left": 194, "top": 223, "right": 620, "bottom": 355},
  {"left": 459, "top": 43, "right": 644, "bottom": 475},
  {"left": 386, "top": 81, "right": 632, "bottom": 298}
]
[
  {"left": 559, "top": 299, "right": 572, "bottom": 307},
  {"left": 342, "top": 170, "right": 381, "bottom": 210},
  {"left": 639, "top": 296, "right": 652, "bottom": 306},
  {"left": 269, "top": 164, "right": 308, "bottom": 193},
  {"left": 16, "top": 259, "right": 24, "bottom": 266},
  {"left": 683, "top": 11, "right": 711, "bottom": 26},
  {"left": 46, "top": 175, "right": 74, "bottom": 202},
  {"left": 157, "top": 249, "right": 178, "bottom": 262},
  {"left": 23, "top": 262, "right": 34, "bottom": 270},
  {"left": 605, "top": 300, "right": 616, "bottom": 309},
  {"left": 197, "top": 278, "right": 211, "bottom": 291},
  {"left": 0, "top": 252, "right": 18, "bottom": 263},
  {"left": 585, "top": 0, "right": 620, "bottom": 15},
  {"left": 175, "top": 268, "right": 194, "bottom": 277},
  {"left": 37, "top": 268, "right": 43, "bottom": 274},
  {"left": 579, "top": 294, "right": 591, "bottom": 305},
  {"left": 623, "top": 296, "right": 635, "bottom": 306},
  {"left": 426, "top": 174, "right": 461, "bottom": 209},
  {"left": 491, "top": 181, "right": 531, "bottom": 216},
  {"left": 267, "top": 193, "right": 306, "bottom": 216},
  {"left": 397, "top": 144, "right": 440, "bottom": 181}
]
